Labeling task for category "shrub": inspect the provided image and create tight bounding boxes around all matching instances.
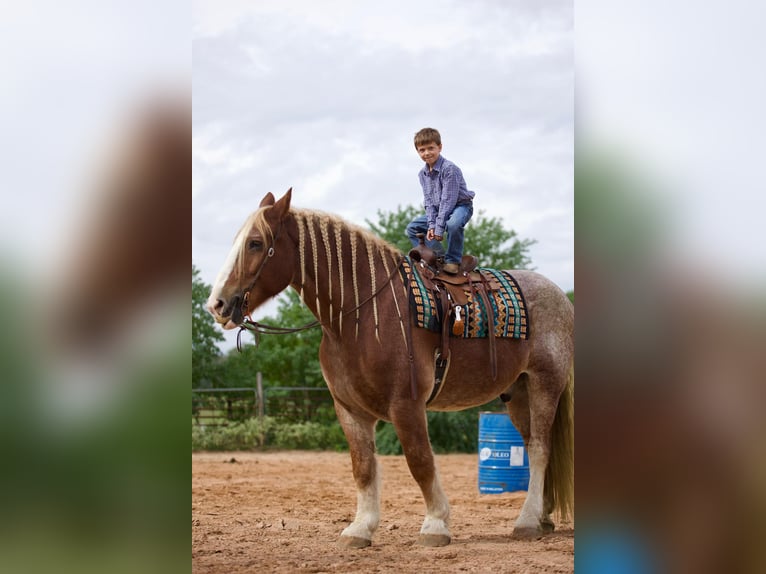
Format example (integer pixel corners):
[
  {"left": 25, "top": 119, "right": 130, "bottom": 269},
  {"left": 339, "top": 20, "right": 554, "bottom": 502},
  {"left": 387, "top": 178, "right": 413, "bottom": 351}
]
[
  {"left": 375, "top": 421, "right": 403, "bottom": 455},
  {"left": 273, "top": 421, "right": 346, "bottom": 450},
  {"left": 375, "top": 409, "right": 486, "bottom": 455},
  {"left": 192, "top": 417, "right": 347, "bottom": 451},
  {"left": 193, "top": 406, "right": 499, "bottom": 453}
]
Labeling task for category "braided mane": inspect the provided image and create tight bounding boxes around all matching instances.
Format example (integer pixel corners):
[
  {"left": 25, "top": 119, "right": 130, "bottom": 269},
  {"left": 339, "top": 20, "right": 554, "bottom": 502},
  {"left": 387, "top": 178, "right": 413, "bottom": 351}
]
[{"left": 250, "top": 205, "right": 405, "bottom": 341}]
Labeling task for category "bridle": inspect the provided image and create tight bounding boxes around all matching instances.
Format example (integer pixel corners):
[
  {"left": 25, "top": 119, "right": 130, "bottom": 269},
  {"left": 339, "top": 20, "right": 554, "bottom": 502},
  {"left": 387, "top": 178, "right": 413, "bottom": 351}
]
[
  {"left": 240, "top": 221, "right": 283, "bottom": 318},
  {"left": 234, "top": 219, "right": 316, "bottom": 351}
]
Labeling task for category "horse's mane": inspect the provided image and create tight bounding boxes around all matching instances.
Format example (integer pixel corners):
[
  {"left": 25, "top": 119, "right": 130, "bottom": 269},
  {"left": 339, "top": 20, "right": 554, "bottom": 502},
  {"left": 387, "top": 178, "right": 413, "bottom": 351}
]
[
  {"left": 290, "top": 207, "right": 399, "bottom": 258},
  {"left": 246, "top": 205, "right": 403, "bottom": 337}
]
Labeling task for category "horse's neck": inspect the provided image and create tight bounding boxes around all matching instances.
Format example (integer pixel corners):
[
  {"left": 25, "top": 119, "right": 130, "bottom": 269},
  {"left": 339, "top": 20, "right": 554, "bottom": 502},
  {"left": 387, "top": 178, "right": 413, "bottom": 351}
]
[{"left": 290, "top": 211, "right": 404, "bottom": 334}]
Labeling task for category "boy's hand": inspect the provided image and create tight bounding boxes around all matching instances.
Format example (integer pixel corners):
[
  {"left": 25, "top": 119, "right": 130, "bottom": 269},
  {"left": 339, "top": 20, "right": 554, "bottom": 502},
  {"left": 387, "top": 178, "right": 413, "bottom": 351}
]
[{"left": 427, "top": 229, "right": 443, "bottom": 242}]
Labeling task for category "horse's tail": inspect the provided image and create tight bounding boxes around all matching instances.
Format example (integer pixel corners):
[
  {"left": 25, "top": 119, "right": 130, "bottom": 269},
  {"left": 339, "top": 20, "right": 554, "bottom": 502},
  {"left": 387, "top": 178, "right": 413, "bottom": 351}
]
[{"left": 545, "top": 364, "right": 574, "bottom": 521}]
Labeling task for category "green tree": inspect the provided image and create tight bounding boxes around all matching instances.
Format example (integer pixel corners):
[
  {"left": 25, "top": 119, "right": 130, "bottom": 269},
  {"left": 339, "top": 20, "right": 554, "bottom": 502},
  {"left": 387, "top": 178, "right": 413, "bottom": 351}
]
[
  {"left": 366, "top": 204, "right": 422, "bottom": 254},
  {"left": 192, "top": 264, "right": 224, "bottom": 388},
  {"left": 367, "top": 204, "right": 536, "bottom": 270},
  {"left": 224, "top": 290, "right": 324, "bottom": 389}
]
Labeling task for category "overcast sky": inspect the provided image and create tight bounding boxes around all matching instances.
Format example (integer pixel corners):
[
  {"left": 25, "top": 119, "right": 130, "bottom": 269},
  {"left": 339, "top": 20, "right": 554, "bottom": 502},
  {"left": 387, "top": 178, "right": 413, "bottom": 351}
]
[
  {"left": 1, "top": 1, "right": 572, "bottom": 353},
  {"left": 192, "top": 1, "right": 574, "bottom": 315}
]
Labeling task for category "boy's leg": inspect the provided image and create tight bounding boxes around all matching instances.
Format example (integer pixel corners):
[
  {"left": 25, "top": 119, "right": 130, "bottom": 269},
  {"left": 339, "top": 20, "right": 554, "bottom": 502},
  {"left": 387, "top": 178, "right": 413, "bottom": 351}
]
[
  {"left": 406, "top": 214, "right": 445, "bottom": 256},
  {"left": 406, "top": 214, "right": 429, "bottom": 247},
  {"left": 444, "top": 204, "right": 474, "bottom": 264}
]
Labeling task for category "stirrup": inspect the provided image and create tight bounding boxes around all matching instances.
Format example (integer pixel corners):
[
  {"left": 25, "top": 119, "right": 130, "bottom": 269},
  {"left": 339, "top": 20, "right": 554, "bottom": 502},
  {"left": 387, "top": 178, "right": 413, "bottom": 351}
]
[{"left": 460, "top": 255, "right": 478, "bottom": 274}]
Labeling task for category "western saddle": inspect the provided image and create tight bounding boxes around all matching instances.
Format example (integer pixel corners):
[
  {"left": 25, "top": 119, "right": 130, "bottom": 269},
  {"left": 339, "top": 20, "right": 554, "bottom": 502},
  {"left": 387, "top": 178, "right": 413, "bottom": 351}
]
[{"left": 407, "top": 234, "right": 500, "bottom": 388}]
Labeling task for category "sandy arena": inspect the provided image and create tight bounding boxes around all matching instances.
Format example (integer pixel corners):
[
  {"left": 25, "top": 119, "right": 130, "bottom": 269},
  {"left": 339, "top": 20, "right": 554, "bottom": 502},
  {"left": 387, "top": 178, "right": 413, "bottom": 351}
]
[{"left": 193, "top": 451, "right": 573, "bottom": 573}]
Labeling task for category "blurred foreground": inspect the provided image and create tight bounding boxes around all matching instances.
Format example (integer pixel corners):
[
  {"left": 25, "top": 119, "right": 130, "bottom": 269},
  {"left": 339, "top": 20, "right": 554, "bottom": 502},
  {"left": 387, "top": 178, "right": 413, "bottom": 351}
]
[
  {"left": 576, "top": 152, "right": 766, "bottom": 573},
  {"left": 0, "top": 2, "right": 189, "bottom": 571},
  {"left": 576, "top": 3, "right": 766, "bottom": 572},
  {"left": 0, "top": 94, "right": 190, "bottom": 574}
]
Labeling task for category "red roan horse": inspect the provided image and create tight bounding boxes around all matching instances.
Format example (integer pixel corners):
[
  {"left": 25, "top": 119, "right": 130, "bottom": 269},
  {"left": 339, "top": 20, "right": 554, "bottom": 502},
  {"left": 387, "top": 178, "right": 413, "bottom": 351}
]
[{"left": 206, "top": 189, "right": 573, "bottom": 547}]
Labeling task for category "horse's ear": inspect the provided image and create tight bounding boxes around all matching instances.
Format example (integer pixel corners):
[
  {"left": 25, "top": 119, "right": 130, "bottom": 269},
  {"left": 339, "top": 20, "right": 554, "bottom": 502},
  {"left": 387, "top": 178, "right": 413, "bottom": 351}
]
[
  {"left": 259, "top": 192, "right": 276, "bottom": 208},
  {"left": 273, "top": 187, "right": 292, "bottom": 221}
]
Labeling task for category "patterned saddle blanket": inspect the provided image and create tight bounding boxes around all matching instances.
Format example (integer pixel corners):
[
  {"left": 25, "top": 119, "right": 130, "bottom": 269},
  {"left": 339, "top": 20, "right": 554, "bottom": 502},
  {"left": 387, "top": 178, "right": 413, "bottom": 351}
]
[{"left": 401, "top": 256, "right": 529, "bottom": 339}]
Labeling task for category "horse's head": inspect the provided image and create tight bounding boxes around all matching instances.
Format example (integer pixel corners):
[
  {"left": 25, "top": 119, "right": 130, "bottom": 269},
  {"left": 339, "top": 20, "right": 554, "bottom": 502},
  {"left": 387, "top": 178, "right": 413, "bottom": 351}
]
[{"left": 206, "top": 188, "right": 295, "bottom": 329}]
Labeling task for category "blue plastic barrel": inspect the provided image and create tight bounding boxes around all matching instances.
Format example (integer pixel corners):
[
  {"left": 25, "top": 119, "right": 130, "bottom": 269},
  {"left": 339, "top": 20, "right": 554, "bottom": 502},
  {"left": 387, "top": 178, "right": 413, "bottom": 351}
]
[{"left": 478, "top": 412, "right": 529, "bottom": 493}]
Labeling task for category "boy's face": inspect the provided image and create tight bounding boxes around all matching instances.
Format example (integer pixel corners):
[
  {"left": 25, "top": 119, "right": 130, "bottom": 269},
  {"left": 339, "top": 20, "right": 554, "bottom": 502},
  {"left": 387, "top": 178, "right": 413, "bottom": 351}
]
[{"left": 416, "top": 142, "right": 442, "bottom": 168}]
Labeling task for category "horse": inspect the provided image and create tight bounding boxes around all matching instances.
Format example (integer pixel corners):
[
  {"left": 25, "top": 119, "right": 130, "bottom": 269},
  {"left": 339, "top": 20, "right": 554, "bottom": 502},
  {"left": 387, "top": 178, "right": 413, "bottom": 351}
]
[{"left": 206, "top": 188, "right": 574, "bottom": 547}]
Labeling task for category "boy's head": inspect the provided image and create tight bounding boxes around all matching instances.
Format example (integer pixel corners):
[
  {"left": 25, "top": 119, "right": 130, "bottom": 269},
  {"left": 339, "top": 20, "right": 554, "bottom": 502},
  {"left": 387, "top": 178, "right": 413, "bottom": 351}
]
[
  {"left": 414, "top": 127, "right": 441, "bottom": 149},
  {"left": 414, "top": 128, "right": 443, "bottom": 168}
]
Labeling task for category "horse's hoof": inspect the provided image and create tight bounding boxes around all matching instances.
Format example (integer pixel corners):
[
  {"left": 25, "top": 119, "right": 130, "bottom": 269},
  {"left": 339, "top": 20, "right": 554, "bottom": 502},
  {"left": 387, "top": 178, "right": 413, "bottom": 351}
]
[
  {"left": 418, "top": 533, "right": 451, "bottom": 547},
  {"left": 338, "top": 535, "right": 371, "bottom": 549},
  {"left": 540, "top": 518, "right": 555, "bottom": 533},
  {"left": 512, "top": 526, "right": 542, "bottom": 540}
]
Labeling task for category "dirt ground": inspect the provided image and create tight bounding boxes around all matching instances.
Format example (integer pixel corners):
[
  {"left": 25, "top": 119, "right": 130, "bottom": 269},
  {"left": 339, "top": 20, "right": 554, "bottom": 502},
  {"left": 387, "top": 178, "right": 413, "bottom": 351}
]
[{"left": 192, "top": 451, "right": 573, "bottom": 573}]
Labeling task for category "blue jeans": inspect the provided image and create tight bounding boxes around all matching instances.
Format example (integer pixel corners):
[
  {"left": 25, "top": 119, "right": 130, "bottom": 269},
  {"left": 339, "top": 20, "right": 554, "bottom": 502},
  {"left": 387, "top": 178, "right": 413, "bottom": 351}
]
[{"left": 406, "top": 203, "right": 473, "bottom": 264}]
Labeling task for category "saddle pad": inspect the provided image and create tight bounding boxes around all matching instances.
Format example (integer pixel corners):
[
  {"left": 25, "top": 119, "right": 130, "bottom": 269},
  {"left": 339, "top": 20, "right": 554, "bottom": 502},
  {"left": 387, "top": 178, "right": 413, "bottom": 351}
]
[
  {"left": 401, "top": 257, "right": 441, "bottom": 332},
  {"left": 401, "top": 258, "right": 530, "bottom": 340}
]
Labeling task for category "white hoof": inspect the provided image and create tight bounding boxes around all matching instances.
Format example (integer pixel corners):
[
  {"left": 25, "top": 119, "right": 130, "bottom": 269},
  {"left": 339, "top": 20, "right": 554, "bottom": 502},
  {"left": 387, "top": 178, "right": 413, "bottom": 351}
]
[
  {"left": 419, "top": 516, "right": 451, "bottom": 546},
  {"left": 338, "top": 534, "right": 371, "bottom": 549},
  {"left": 341, "top": 521, "right": 375, "bottom": 546},
  {"left": 418, "top": 533, "right": 451, "bottom": 546}
]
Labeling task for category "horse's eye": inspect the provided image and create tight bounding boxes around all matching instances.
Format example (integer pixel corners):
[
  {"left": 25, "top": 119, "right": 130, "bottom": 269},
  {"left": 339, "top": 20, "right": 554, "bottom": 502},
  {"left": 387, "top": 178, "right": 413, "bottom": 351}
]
[{"left": 248, "top": 239, "right": 263, "bottom": 251}]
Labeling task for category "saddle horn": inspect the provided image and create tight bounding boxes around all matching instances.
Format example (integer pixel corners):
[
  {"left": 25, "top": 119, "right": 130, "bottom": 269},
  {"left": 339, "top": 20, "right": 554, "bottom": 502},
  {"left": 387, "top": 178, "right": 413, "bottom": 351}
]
[{"left": 408, "top": 233, "right": 438, "bottom": 268}]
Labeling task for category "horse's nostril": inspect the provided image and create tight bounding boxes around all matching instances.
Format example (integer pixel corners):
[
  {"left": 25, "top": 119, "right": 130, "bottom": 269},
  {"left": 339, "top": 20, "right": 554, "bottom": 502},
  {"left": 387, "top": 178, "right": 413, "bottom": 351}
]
[{"left": 206, "top": 297, "right": 226, "bottom": 318}]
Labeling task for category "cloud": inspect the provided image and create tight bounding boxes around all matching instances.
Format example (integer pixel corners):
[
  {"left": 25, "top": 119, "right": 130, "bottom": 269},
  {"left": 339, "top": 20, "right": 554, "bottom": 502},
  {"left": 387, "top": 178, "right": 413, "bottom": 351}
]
[{"left": 193, "top": 1, "right": 573, "bottom": 299}]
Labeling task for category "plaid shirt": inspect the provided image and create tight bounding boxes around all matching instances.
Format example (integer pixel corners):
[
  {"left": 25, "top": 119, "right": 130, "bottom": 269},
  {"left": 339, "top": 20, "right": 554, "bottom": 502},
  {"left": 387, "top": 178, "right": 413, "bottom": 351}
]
[{"left": 419, "top": 155, "right": 475, "bottom": 236}]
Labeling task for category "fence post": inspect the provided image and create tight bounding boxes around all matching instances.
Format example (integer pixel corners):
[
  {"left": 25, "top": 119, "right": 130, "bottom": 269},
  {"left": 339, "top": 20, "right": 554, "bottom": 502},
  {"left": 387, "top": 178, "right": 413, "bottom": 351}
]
[{"left": 256, "top": 372, "right": 264, "bottom": 421}]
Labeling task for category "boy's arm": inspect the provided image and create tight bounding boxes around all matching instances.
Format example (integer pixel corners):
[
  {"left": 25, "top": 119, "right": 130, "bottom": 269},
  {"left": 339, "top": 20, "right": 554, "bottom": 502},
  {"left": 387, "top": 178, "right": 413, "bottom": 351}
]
[
  {"left": 420, "top": 172, "right": 437, "bottom": 230},
  {"left": 425, "top": 203, "right": 437, "bottom": 231},
  {"left": 433, "top": 165, "right": 461, "bottom": 237}
]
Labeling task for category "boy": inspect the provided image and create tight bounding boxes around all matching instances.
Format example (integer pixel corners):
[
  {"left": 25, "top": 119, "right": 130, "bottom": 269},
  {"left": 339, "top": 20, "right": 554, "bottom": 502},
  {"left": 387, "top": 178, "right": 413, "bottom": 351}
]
[{"left": 406, "top": 127, "right": 475, "bottom": 274}]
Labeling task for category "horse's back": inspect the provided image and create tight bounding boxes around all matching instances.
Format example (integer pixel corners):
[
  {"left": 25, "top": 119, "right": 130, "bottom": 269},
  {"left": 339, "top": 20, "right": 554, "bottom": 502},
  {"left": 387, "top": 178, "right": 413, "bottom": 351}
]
[
  {"left": 509, "top": 269, "right": 573, "bottom": 361},
  {"left": 508, "top": 269, "right": 573, "bottom": 320},
  {"left": 423, "top": 269, "right": 572, "bottom": 410}
]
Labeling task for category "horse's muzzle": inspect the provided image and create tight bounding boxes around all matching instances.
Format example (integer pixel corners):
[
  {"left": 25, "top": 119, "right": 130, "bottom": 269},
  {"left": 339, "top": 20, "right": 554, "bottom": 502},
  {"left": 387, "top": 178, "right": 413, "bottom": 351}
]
[{"left": 208, "top": 294, "right": 244, "bottom": 330}]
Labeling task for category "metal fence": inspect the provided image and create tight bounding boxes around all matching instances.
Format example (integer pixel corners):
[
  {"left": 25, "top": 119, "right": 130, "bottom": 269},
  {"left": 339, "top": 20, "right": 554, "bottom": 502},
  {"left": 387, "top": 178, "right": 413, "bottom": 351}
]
[{"left": 192, "top": 380, "right": 333, "bottom": 426}]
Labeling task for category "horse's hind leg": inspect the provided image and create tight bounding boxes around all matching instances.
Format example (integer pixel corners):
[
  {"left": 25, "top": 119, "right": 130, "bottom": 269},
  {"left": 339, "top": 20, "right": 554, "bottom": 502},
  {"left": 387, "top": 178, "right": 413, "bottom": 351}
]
[
  {"left": 507, "top": 371, "right": 560, "bottom": 538},
  {"left": 391, "top": 408, "right": 451, "bottom": 547},
  {"left": 334, "top": 402, "right": 380, "bottom": 548}
]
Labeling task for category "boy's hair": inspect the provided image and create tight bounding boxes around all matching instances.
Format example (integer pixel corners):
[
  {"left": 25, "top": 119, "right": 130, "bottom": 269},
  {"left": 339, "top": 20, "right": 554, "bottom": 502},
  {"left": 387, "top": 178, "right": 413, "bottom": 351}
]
[{"left": 414, "top": 127, "right": 441, "bottom": 148}]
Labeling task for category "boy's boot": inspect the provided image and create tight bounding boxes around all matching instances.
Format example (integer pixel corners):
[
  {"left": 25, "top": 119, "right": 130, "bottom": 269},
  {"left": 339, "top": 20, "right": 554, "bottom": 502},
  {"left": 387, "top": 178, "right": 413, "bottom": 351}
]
[{"left": 442, "top": 262, "right": 459, "bottom": 275}]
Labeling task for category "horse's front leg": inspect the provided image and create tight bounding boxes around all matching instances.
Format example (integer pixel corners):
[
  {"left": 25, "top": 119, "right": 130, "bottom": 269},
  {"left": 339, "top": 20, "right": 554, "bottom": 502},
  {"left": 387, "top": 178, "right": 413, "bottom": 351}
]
[
  {"left": 392, "top": 407, "right": 451, "bottom": 546},
  {"left": 334, "top": 401, "right": 380, "bottom": 548}
]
